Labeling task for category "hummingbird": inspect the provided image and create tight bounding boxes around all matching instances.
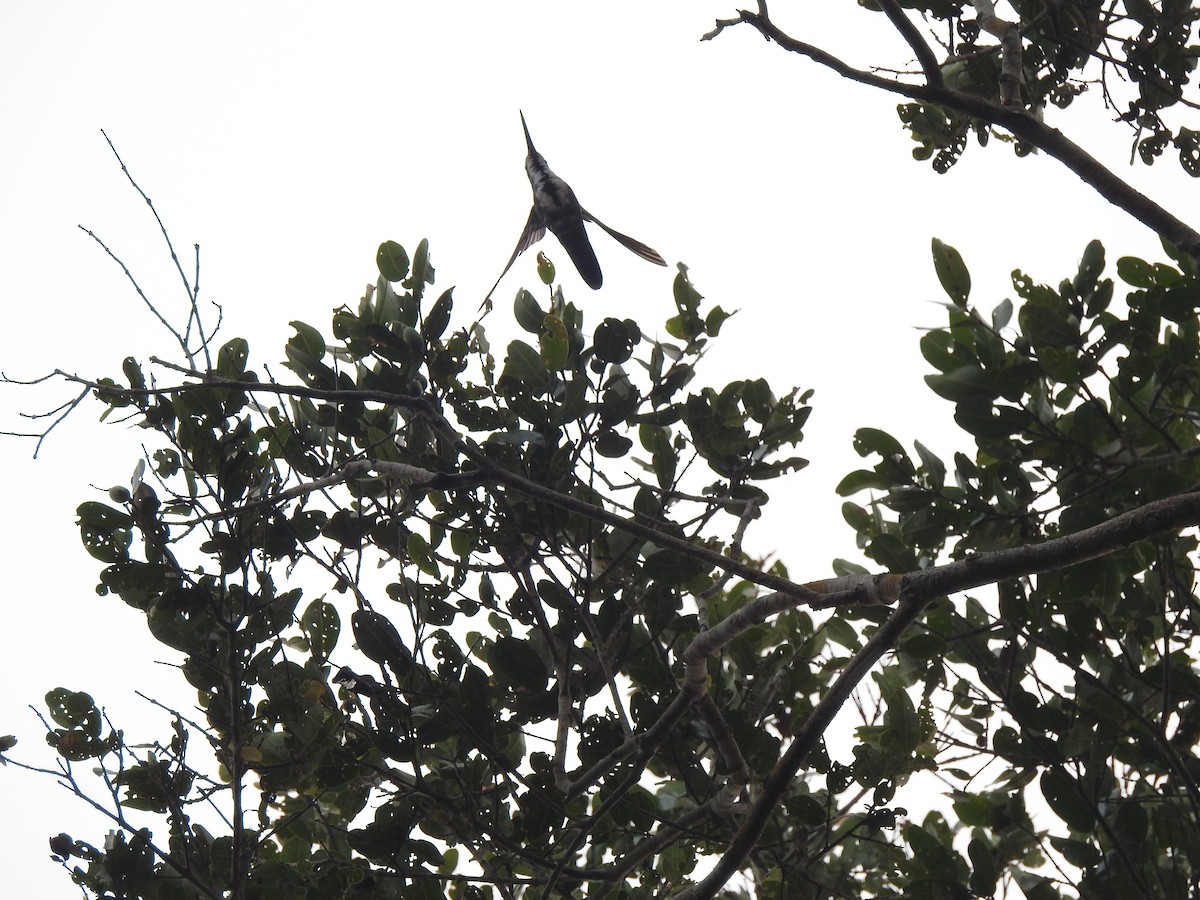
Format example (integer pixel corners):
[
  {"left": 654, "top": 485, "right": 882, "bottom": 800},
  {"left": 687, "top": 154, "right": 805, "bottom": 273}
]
[{"left": 484, "top": 111, "right": 667, "bottom": 304}]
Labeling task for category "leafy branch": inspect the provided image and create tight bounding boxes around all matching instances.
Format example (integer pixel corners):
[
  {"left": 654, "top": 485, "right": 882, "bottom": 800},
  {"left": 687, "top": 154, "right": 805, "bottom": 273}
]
[{"left": 704, "top": 0, "right": 1200, "bottom": 259}]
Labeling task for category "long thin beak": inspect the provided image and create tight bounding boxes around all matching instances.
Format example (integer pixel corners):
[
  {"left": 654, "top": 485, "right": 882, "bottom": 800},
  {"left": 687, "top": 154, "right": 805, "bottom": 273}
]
[{"left": 519, "top": 110, "right": 536, "bottom": 156}]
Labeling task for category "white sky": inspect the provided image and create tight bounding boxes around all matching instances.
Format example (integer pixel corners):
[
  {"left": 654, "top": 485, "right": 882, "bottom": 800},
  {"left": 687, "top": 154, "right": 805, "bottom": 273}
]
[{"left": 0, "top": 2, "right": 1191, "bottom": 895}]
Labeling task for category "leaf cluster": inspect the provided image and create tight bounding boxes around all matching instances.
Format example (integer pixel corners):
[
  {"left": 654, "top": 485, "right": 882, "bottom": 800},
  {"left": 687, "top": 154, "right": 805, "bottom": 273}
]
[
  {"left": 836, "top": 237, "right": 1200, "bottom": 897},
  {"left": 32, "top": 241, "right": 858, "bottom": 899},
  {"left": 15, "top": 205, "right": 1200, "bottom": 900},
  {"left": 887, "top": 0, "right": 1200, "bottom": 173}
]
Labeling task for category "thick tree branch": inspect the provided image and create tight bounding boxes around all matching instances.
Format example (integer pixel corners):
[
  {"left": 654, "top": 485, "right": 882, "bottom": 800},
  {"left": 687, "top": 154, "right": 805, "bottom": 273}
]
[
  {"left": 703, "top": 4, "right": 1200, "bottom": 261},
  {"left": 903, "top": 490, "right": 1200, "bottom": 601},
  {"left": 673, "top": 596, "right": 928, "bottom": 900},
  {"left": 674, "top": 488, "right": 1200, "bottom": 897},
  {"left": 877, "top": 0, "right": 943, "bottom": 88}
]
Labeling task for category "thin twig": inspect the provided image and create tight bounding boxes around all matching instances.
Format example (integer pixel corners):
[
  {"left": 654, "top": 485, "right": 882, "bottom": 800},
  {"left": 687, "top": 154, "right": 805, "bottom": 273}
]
[
  {"left": 21, "top": 386, "right": 90, "bottom": 459},
  {"left": 99, "top": 130, "right": 212, "bottom": 369},
  {"left": 77, "top": 224, "right": 186, "bottom": 347}
]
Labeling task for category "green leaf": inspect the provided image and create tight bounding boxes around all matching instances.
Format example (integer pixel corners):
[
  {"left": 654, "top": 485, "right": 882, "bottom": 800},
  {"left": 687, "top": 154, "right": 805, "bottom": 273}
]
[
  {"left": 1176, "top": 126, "right": 1200, "bottom": 176},
  {"left": 784, "top": 795, "right": 826, "bottom": 827},
  {"left": 423, "top": 288, "right": 453, "bottom": 340},
  {"left": 836, "top": 469, "right": 892, "bottom": 495},
  {"left": 925, "top": 365, "right": 994, "bottom": 402},
  {"left": 1050, "top": 836, "right": 1100, "bottom": 868},
  {"left": 880, "top": 676, "right": 921, "bottom": 751},
  {"left": 1018, "top": 294, "right": 1079, "bottom": 362},
  {"left": 990, "top": 298, "right": 1013, "bottom": 330},
  {"left": 287, "top": 320, "right": 326, "bottom": 363},
  {"left": 852, "top": 428, "right": 908, "bottom": 461},
  {"left": 514, "top": 290, "right": 546, "bottom": 334},
  {"left": 122, "top": 356, "right": 145, "bottom": 391},
  {"left": 594, "top": 318, "right": 639, "bottom": 364},
  {"left": 76, "top": 502, "right": 133, "bottom": 563},
  {"left": 1161, "top": 280, "right": 1200, "bottom": 322},
  {"left": 539, "top": 314, "right": 570, "bottom": 371},
  {"left": 920, "top": 330, "right": 967, "bottom": 373},
  {"left": 1074, "top": 239, "right": 1105, "bottom": 296},
  {"left": 1040, "top": 768, "right": 1094, "bottom": 832},
  {"left": 913, "top": 440, "right": 945, "bottom": 489},
  {"left": 668, "top": 268, "right": 704, "bottom": 339},
  {"left": 351, "top": 609, "right": 412, "bottom": 676},
  {"left": 967, "top": 838, "right": 997, "bottom": 895},
  {"left": 643, "top": 548, "right": 710, "bottom": 586},
  {"left": 1116, "top": 255, "right": 1156, "bottom": 288},
  {"left": 900, "top": 631, "right": 946, "bottom": 660},
  {"left": 45, "top": 688, "right": 101, "bottom": 733},
  {"left": 216, "top": 338, "right": 249, "bottom": 377},
  {"left": 651, "top": 432, "right": 678, "bottom": 489},
  {"left": 953, "top": 793, "right": 997, "bottom": 827},
  {"left": 660, "top": 843, "right": 698, "bottom": 882},
  {"left": 706, "top": 305, "right": 734, "bottom": 335},
  {"left": 407, "top": 238, "right": 432, "bottom": 299},
  {"left": 376, "top": 240, "right": 410, "bottom": 283},
  {"left": 824, "top": 616, "right": 861, "bottom": 650},
  {"left": 742, "top": 378, "right": 775, "bottom": 422},
  {"left": 489, "top": 636, "right": 548, "bottom": 692},
  {"left": 406, "top": 531, "right": 441, "bottom": 578},
  {"left": 932, "top": 237, "right": 971, "bottom": 305},
  {"left": 595, "top": 430, "right": 633, "bottom": 458},
  {"left": 499, "top": 340, "right": 549, "bottom": 387},
  {"left": 953, "top": 398, "right": 1028, "bottom": 439},
  {"left": 300, "top": 600, "right": 340, "bottom": 663}
]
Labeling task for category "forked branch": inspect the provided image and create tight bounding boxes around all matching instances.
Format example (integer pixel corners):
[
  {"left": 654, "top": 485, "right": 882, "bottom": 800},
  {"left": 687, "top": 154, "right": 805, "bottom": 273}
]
[{"left": 703, "top": 1, "right": 1200, "bottom": 260}]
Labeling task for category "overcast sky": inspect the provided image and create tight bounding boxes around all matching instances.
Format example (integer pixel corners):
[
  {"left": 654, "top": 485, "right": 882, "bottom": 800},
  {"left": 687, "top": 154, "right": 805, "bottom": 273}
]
[{"left": 1, "top": 2, "right": 1191, "bottom": 894}]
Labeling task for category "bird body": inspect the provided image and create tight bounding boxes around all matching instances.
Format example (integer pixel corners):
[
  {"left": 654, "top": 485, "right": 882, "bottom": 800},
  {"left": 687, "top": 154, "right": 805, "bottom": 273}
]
[{"left": 484, "top": 112, "right": 666, "bottom": 304}]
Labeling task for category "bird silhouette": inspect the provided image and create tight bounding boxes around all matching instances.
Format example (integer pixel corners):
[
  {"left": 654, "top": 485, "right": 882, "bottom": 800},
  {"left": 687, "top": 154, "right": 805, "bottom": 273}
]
[{"left": 484, "top": 111, "right": 667, "bottom": 305}]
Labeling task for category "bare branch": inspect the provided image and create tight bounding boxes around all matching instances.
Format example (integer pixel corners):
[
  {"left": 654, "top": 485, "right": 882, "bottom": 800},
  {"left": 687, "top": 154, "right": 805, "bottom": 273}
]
[
  {"left": 77, "top": 224, "right": 188, "bottom": 349},
  {"left": 99, "top": 130, "right": 213, "bottom": 369}
]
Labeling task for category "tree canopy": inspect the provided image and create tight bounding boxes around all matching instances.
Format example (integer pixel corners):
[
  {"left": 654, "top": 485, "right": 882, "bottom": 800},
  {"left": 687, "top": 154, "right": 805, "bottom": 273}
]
[{"left": 7, "top": 3, "right": 1200, "bottom": 899}]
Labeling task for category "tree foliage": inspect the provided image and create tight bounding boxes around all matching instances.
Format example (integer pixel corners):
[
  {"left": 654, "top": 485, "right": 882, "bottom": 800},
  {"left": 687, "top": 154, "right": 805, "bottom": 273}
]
[
  {"left": 839, "top": 234, "right": 1200, "bottom": 899},
  {"left": 9, "top": 3, "right": 1200, "bottom": 899},
  {"left": 13, "top": 225, "right": 1200, "bottom": 899}
]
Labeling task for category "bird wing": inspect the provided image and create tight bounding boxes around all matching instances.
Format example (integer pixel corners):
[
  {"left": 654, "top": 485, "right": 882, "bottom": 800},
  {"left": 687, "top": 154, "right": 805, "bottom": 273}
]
[
  {"left": 482, "top": 207, "right": 546, "bottom": 310},
  {"left": 582, "top": 209, "right": 668, "bottom": 267}
]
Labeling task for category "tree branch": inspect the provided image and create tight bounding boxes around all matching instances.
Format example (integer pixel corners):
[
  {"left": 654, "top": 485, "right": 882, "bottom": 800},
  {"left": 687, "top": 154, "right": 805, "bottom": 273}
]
[
  {"left": 68, "top": 369, "right": 831, "bottom": 607},
  {"left": 703, "top": 5, "right": 1200, "bottom": 261},
  {"left": 972, "top": 0, "right": 1023, "bottom": 105},
  {"left": 673, "top": 487, "right": 1200, "bottom": 897},
  {"left": 673, "top": 595, "right": 928, "bottom": 899},
  {"left": 904, "top": 490, "right": 1200, "bottom": 601},
  {"left": 99, "top": 130, "right": 214, "bottom": 369},
  {"left": 71, "top": 364, "right": 1200, "bottom": 622},
  {"left": 877, "top": 0, "right": 943, "bottom": 88}
]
